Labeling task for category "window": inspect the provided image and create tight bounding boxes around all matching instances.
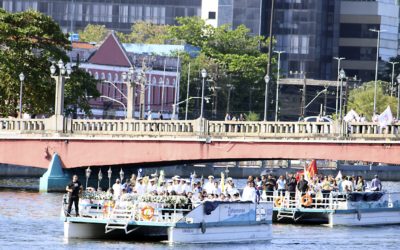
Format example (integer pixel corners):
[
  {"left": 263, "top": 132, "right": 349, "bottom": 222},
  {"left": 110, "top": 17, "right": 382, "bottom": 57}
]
[{"left": 208, "top": 11, "right": 216, "bottom": 19}]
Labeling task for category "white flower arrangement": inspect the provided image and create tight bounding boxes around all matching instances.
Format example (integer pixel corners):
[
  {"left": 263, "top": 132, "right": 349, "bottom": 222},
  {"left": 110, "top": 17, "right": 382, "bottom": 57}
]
[{"left": 81, "top": 191, "right": 113, "bottom": 201}]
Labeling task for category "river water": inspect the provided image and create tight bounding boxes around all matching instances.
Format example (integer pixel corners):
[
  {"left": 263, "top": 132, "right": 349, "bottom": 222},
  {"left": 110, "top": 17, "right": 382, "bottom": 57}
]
[{"left": 0, "top": 180, "right": 400, "bottom": 249}]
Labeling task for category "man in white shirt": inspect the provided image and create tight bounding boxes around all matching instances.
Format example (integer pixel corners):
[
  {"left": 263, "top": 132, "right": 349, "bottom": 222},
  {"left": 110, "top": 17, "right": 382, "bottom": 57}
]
[
  {"left": 112, "top": 179, "right": 122, "bottom": 200},
  {"left": 135, "top": 177, "right": 146, "bottom": 195},
  {"left": 203, "top": 175, "right": 216, "bottom": 194},
  {"left": 147, "top": 178, "right": 157, "bottom": 193},
  {"left": 342, "top": 176, "right": 353, "bottom": 193},
  {"left": 241, "top": 181, "right": 256, "bottom": 202}
]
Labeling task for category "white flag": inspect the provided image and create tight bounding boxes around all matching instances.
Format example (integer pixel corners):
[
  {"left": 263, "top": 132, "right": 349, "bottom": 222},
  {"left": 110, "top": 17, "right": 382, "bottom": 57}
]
[
  {"left": 378, "top": 106, "right": 393, "bottom": 128},
  {"left": 344, "top": 109, "right": 360, "bottom": 122}
]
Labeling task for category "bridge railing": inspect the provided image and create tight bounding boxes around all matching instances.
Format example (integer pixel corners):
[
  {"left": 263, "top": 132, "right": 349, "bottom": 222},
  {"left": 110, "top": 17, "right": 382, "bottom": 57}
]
[
  {"left": 70, "top": 119, "right": 196, "bottom": 136},
  {"left": 0, "top": 118, "right": 46, "bottom": 132},
  {"left": 1, "top": 116, "right": 400, "bottom": 140},
  {"left": 208, "top": 121, "right": 337, "bottom": 138},
  {"left": 345, "top": 122, "right": 400, "bottom": 139}
]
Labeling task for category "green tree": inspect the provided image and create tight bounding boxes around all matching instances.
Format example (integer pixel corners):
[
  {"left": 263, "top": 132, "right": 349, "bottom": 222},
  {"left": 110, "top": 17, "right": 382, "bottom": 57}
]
[
  {"left": 78, "top": 24, "right": 109, "bottom": 43},
  {"left": 0, "top": 9, "right": 99, "bottom": 117},
  {"left": 64, "top": 66, "right": 100, "bottom": 117},
  {"left": 347, "top": 81, "right": 397, "bottom": 120},
  {"left": 169, "top": 17, "right": 270, "bottom": 119},
  {"left": 117, "top": 21, "right": 170, "bottom": 44}
]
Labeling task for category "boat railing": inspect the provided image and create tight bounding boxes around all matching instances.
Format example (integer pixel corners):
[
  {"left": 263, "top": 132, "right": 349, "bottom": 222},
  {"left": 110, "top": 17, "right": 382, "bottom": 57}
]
[
  {"left": 266, "top": 190, "right": 400, "bottom": 211},
  {"left": 264, "top": 191, "right": 348, "bottom": 210}
]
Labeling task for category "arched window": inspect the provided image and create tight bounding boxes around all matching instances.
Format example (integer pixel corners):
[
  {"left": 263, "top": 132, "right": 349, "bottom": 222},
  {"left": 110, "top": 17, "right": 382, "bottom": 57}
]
[
  {"left": 152, "top": 77, "right": 156, "bottom": 85},
  {"left": 108, "top": 73, "right": 112, "bottom": 81},
  {"left": 166, "top": 78, "right": 170, "bottom": 86},
  {"left": 114, "top": 73, "right": 119, "bottom": 82},
  {"left": 94, "top": 72, "right": 99, "bottom": 79},
  {"left": 101, "top": 72, "right": 106, "bottom": 80},
  {"left": 159, "top": 77, "right": 163, "bottom": 86}
]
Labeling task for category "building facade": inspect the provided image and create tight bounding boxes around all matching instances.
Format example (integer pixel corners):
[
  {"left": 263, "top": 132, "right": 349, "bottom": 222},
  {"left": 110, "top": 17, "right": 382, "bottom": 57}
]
[
  {"left": 339, "top": 0, "right": 400, "bottom": 81},
  {"left": 69, "top": 33, "right": 182, "bottom": 119},
  {"left": 0, "top": 0, "right": 201, "bottom": 33}
]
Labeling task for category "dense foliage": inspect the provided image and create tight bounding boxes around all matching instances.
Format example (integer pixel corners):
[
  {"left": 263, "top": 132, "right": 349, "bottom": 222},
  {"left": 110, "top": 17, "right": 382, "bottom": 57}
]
[{"left": 0, "top": 9, "right": 99, "bottom": 117}]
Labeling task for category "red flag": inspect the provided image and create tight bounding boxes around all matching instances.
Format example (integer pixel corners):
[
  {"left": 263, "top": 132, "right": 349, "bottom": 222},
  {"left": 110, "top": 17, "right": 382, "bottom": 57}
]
[{"left": 307, "top": 160, "right": 318, "bottom": 179}]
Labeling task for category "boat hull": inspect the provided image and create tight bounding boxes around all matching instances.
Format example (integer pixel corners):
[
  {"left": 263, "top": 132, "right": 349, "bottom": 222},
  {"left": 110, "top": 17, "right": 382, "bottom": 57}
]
[
  {"left": 329, "top": 209, "right": 400, "bottom": 226},
  {"left": 168, "top": 223, "right": 271, "bottom": 244}
]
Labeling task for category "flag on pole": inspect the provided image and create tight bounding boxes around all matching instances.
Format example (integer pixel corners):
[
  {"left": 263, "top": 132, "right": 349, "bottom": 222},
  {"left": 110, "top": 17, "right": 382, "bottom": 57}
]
[
  {"left": 303, "top": 164, "right": 309, "bottom": 181},
  {"left": 335, "top": 170, "right": 342, "bottom": 180},
  {"left": 220, "top": 172, "right": 225, "bottom": 193},
  {"left": 307, "top": 160, "right": 318, "bottom": 180},
  {"left": 378, "top": 106, "right": 393, "bottom": 128}
]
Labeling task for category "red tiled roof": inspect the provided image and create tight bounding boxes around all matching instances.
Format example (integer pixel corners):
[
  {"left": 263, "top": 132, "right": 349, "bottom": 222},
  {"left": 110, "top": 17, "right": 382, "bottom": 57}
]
[
  {"left": 72, "top": 42, "right": 96, "bottom": 49},
  {"left": 89, "top": 32, "right": 131, "bottom": 67}
]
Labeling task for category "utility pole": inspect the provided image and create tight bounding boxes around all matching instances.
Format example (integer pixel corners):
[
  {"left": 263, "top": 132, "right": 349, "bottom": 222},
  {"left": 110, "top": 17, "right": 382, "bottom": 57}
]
[{"left": 264, "top": 0, "right": 275, "bottom": 121}]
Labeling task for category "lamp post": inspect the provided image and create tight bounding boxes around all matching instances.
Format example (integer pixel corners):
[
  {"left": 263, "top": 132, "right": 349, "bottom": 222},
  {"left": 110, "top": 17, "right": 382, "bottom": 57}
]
[
  {"left": 397, "top": 74, "right": 400, "bottom": 120},
  {"left": 185, "top": 62, "right": 191, "bottom": 120},
  {"left": 18, "top": 72, "right": 25, "bottom": 118},
  {"left": 265, "top": 0, "right": 275, "bottom": 121},
  {"left": 389, "top": 61, "right": 398, "bottom": 97},
  {"left": 107, "top": 167, "right": 112, "bottom": 189},
  {"left": 98, "top": 169, "right": 103, "bottom": 190},
  {"left": 274, "top": 51, "right": 285, "bottom": 121},
  {"left": 50, "top": 60, "right": 72, "bottom": 117},
  {"left": 369, "top": 28, "right": 385, "bottom": 115},
  {"left": 200, "top": 69, "right": 207, "bottom": 118},
  {"left": 122, "top": 66, "right": 136, "bottom": 119},
  {"left": 264, "top": 74, "right": 270, "bottom": 121},
  {"left": 85, "top": 166, "right": 92, "bottom": 190},
  {"left": 226, "top": 84, "right": 235, "bottom": 114},
  {"left": 339, "top": 68, "right": 346, "bottom": 122},
  {"left": 333, "top": 57, "right": 345, "bottom": 117}
]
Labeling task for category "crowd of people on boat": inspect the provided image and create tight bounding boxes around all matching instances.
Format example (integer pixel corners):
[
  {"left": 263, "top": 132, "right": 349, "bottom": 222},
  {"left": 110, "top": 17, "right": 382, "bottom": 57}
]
[
  {"left": 66, "top": 171, "right": 383, "bottom": 216},
  {"left": 99, "top": 172, "right": 383, "bottom": 204}
]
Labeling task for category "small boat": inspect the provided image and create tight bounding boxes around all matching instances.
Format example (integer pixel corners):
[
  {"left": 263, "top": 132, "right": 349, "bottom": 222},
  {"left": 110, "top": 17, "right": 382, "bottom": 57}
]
[
  {"left": 267, "top": 191, "right": 400, "bottom": 226},
  {"left": 62, "top": 193, "right": 273, "bottom": 243}
]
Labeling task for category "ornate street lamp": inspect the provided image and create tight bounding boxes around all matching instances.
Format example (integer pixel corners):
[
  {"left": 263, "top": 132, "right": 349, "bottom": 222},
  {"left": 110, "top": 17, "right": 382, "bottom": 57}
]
[
  {"left": 107, "top": 167, "right": 112, "bottom": 189},
  {"left": 119, "top": 168, "right": 124, "bottom": 183},
  {"left": 98, "top": 169, "right": 103, "bottom": 190},
  {"left": 50, "top": 60, "right": 72, "bottom": 117},
  {"left": 85, "top": 166, "right": 92, "bottom": 189}
]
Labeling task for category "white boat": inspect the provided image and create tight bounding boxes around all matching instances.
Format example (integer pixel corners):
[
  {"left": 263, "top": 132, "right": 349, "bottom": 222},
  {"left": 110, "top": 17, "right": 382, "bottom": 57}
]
[
  {"left": 62, "top": 193, "right": 273, "bottom": 243},
  {"left": 267, "top": 191, "right": 400, "bottom": 226}
]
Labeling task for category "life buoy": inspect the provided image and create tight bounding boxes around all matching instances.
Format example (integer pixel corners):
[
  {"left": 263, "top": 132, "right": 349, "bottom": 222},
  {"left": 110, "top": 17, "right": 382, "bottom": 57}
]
[
  {"left": 141, "top": 205, "right": 155, "bottom": 221},
  {"left": 301, "top": 194, "right": 313, "bottom": 207},
  {"left": 102, "top": 201, "right": 115, "bottom": 216},
  {"left": 274, "top": 197, "right": 283, "bottom": 208}
]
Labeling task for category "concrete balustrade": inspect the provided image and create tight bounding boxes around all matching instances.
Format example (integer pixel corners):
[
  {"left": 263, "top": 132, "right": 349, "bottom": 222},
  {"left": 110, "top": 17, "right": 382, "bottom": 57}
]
[
  {"left": 71, "top": 119, "right": 196, "bottom": 135},
  {"left": 0, "top": 118, "right": 46, "bottom": 132},
  {"left": 1, "top": 116, "right": 400, "bottom": 140}
]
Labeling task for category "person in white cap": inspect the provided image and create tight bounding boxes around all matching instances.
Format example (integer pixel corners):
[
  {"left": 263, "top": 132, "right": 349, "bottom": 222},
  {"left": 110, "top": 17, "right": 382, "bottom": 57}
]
[
  {"left": 204, "top": 175, "right": 216, "bottom": 194},
  {"left": 166, "top": 179, "right": 174, "bottom": 194},
  {"left": 147, "top": 178, "right": 157, "bottom": 193},
  {"left": 136, "top": 177, "right": 146, "bottom": 195},
  {"left": 172, "top": 176, "right": 181, "bottom": 193},
  {"left": 225, "top": 177, "right": 234, "bottom": 194}
]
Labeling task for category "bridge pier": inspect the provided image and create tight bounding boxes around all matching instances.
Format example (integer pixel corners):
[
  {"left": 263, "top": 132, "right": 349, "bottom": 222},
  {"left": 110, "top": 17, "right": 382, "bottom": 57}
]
[{"left": 39, "top": 153, "right": 70, "bottom": 192}]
